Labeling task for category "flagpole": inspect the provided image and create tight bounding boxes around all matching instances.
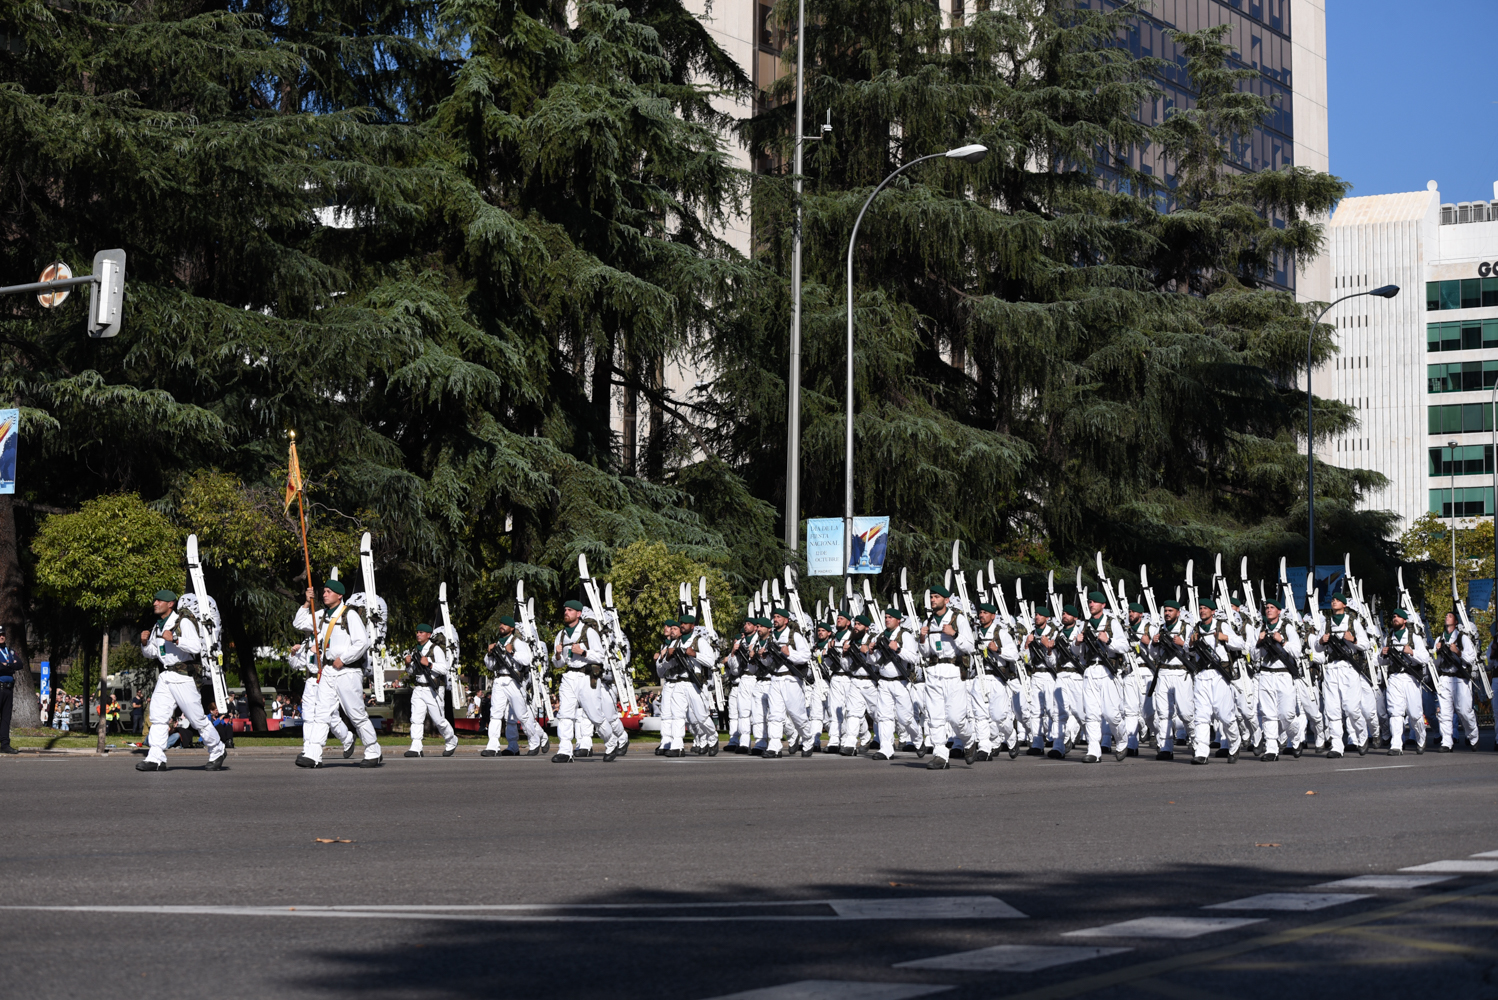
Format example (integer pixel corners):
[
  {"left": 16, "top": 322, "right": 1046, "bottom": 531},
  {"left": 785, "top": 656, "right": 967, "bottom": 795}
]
[{"left": 288, "top": 430, "right": 323, "bottom": 681}]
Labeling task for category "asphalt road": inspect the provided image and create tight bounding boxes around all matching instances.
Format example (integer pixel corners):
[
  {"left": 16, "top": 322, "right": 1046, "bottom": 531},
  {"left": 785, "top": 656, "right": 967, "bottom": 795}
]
[{"left": 4, "top": 744, "right": 1498, "bottom": 1000}]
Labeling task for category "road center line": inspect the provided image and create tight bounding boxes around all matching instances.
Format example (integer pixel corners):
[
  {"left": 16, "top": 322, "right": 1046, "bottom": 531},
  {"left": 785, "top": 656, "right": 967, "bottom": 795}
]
[{"left": 1335, "top": 765, "right": 1416, "bottom": 772}]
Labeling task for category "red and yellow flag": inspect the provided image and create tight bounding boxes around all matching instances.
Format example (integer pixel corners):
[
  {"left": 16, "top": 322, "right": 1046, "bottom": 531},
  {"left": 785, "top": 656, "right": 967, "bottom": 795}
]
[{"left": 284, "top": 436, "right": 304, "bottom": 513}]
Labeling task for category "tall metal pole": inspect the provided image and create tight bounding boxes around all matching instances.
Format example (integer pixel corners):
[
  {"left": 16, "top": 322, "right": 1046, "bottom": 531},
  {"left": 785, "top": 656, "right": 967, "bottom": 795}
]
[
  {"left": 844, "top": 154, "right": 945, "bottom": 573},
  {"left": 1491, "top": 381, "right": 1496, "bottom": 610},
  {"left": 784, "top": 0, "right": 807, "bottom": 552},
  {"left": 1451, "top": 438, "right": 1461, "bottom": 599},
  {"left": 1306, "top": 290, "right": 1383, "bottom": 582}
]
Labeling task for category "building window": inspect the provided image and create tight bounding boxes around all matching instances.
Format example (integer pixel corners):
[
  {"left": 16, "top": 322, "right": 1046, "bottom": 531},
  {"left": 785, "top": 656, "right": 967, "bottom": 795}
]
[
  {"left": 1429, "top": 402, "right": 1495, "bottom": 433},
  {"left": 1430, "top": 444, "right": 1495, "bottom": 477},
  {"left": 1427, "top": 361, "right": 1498, "bottom": 393},
  {"left": 1427, "top": 320, "right": 1498, "bottom": 352},
  {"left": 1427, "top": 278, "right": 1498, "bottom": 311},
  {"left": 1429, "top": 487, "right": 1494, "bottom": 517}
]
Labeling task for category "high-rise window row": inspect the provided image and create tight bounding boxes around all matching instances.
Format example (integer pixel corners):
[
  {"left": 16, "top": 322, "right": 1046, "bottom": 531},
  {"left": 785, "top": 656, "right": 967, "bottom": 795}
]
[
  {"left": 1429, "top": 487, "right": 1494, "bottom": 517},
  {"left": 1428, "top": 402, "right": 1495, "bottom": 434},
  {"left": 1427, "top": 279, "right": 1498, "bottom": 311},
  {"left": 1428, "top": 320, "right": 1498, "bottom": 353},
  {"left": 1430, "top": 444, "right": 1495, "bottom": 477},
  {"left": 1428, "top": 360, "right": 1498, "bottom": 394}
]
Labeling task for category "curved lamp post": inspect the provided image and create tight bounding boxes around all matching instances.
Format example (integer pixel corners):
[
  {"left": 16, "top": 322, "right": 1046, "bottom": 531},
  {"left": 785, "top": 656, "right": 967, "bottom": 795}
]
[
  {"left": 843, "top": 144, "right": 990, "bottom": 572},
  {"left": 1305, "top": 283, "right": 1399, "bottom": 584}
]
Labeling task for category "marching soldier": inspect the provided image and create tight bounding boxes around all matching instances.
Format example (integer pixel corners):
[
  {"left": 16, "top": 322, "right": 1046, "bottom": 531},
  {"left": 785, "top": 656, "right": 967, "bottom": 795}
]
[
  {"left": 551, "top": 599, "right": 622, "bottom": 762},
  {"left": 813, "top": 619, "right": 846, "bottom": 749},
  {"left": 1317, "top": 593, "right": 1375, "bottom": 759},
  {"left": 1227, "top": 593, "right": 1263, "bottom": 754},
  {"left": 136, "top": 590, "right": 227, "bottom": 772},
  {"left": 1072, "top": 591, "right": 1129, "bottom": 764},
  {"left": 1149, "top": 600, "right": 1194, "bottom": 760},
  {"left": 974, "top": 602, "right": 1022, "bottom": 759},
  {"left": 1022, "top": 606, "right": 1061, "bottom": 756},
  {"left": 841, "top": 613, "right": 881, "bottom": 756},
  {"left": 762, "top": 608, "right": 813, "bottom": 758},
  {"left": 1190, "top": 599, "right": 1244, "bottom": 764},
  {"left": 675, "top": 615, "right": 719, "bottom": 755},
  {"left": 1048, "top": 605, "right": 1087, "bottom": 759},
  {"left": 293, "top": 581, "right": 383, "bottom": 769},
  {"left": 1120, "top": 603, "right": 1153, "bottom": 756},
  {"left": 867, "top": 608, "right": 920, "bottom": 760},
  {"left": 918, "top": 584, "right": 977, "bottom": 769},
  {"left": 655, "top": 619, "right": 689, "bottom": 756},
  {"left": 482, "top": 616, "right": 549, "bottom": 757},
  {"left": 1432, "top": 610, "right": 1480, "bottom": 752},
  {"left": 403, "top": 623, "right": 459, "bottom": 758},
  {"left": 288, "top": 641, "right": 357, "bottom": 760},
  {"left": 722, "top": 619, "right": 756, "bottom": 753},
  {"left": 1380, "top": 608, "right": 1429, "bottom": 755},
  {"left": 747, "top": 617, "right": 774, "bottom": 754},
  {"left": 1252, "top": 600, "right": 1302, "bottom": 761}
]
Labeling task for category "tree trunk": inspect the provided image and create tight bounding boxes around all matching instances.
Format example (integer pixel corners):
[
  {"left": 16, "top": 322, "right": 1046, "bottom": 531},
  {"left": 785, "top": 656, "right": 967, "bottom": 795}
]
[
  {"left": 621, "top": 351, "right": 638, "bottom": 477},
  {"left": 221, "top": 602, "right": 268, "bottom": 732},
  {"left": 950, "top": 334, "right": 966, "bottom": 373},
  {"left": 96, "top": 631, "right": 107, "bottom": 754},
  {"left": 592, "top": 329, "right": 616, "bottom": 466},
  {"left": 645, "top": 353, "right": 664, "bottom": 481},
  {"left": 0, "top": 495, "right": 36, "bottom": 726}
]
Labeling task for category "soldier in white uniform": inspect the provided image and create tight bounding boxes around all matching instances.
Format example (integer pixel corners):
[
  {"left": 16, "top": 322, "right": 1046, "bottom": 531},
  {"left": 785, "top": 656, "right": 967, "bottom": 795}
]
[
  {"left": 1380, "top": 608, "right": 1429, "bottom": 756},
  {"left": 916, "top": 585, "right": 977, "bottom": 769},
  {"left": 1120, "top": 604, "right": 1153, "bottom": 756},
  {"left": 482, "top": 616, "right": 549, "bottom": 757},
  {"left": 1189, "top": 599, "right": 1245, "bottom": 764},
  {"left": 722, "top": 619, "right": 756, "bottom": 752},
  {"left": 1048, "top": 605, "right": 1087, "bottom": 759},
  {"left": 1431, "top": 611, "right": 1480, "bottom": 752},
  {"left": 1022, "top": 607, "right": 1060, "bottom": 756},
  {"left": 403, "top": 624, "right": 459, "bottom": 757},
  {"left": 551, "top": 600, "right": 621, "bottom": 762},
  {"left": 761, "top": 608, "right": 813, "bottom": 758},
  {"left": 841, "top": 613, "right": 881, "bottom": 755},
  {"left": 973, "top": 602, "right": 1021, "bottom": 759},
  {"left": 293, "top": 580, "right": 383, "bottom": 768},
  {"left": 1148, "top": 600, "right": 1194, "bottom": 760},
  {"left": 1316, "top": 593, "right": 1376, "bottom": 759},
  {"left": 866, "top": 608, "right": 920, "bottom": 760},
  {"left": 1069, "top": 591, "right": 1130, "bottom": 764},
  {"left": 1251, "top": 600, "right": 1302, "bottom": 761},
  {"left": 668, "top": 615, "right": 719, "bottom": 756},
  {"left": 289, "top": 642, "right": 357, "bottom": 760},
  {"left": 137, "top": 590, "right": 227, "bottom": 772}
]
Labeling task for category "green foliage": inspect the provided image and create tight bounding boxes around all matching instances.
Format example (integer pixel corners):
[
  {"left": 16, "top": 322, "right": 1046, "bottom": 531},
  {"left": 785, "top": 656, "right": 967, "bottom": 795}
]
[
  {"left": 1399, "top": 512, "right": 1495, "bottom": 635},
  {"left": 32, "top": 494, "right": 182, "bottom": 626},
  {"left": 603, "top": 540, "right": 734, "bottom": 674},
  {"left": 712, "top": 0, "right": 1396, "bottom": 600}
]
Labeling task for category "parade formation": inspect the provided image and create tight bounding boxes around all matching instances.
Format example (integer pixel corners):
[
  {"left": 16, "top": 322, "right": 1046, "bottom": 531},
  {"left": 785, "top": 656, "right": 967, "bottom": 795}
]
[{"left": 132, "top": 532, "right": 1495, "bottom": 772}]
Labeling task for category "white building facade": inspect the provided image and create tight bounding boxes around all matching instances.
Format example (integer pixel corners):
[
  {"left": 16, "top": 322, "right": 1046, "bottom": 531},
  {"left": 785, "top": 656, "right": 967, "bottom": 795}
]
[{"left": 1320, "top": 181, "right": 1498, "bottom": 528}]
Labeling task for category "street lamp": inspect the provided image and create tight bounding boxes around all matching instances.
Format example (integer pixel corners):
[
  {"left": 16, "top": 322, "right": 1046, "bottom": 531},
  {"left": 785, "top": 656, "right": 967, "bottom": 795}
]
[
  {"left": 1450, "top": 438, "right": 1461, "bottom": 600},
  {"left": 843, "top": 144, "right": 989, "bottom": 573},
  {"left": 1305, "top": 283, "right": 1399, "bottom": 582}
]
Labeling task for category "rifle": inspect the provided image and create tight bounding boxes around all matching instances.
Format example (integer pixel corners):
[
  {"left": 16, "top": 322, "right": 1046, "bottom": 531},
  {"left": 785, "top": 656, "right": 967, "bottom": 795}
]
[
  {"left": 579, "top": 554, "right": 639, "bottom": 713},
  {"left": 1452, "top": 593, "right": 1493, "bottom": 699},
  {"left": 185, "top": 533, "right": 229, "bottom": 713},
  {"left": 436, "top": 582, "right": 467, "bottom": 713},
  {"left": 516, "top": 586, "right": 550, "bottom": 723},
  {"left": 359, "top": 532, "right": 387, "bottom": 703}
]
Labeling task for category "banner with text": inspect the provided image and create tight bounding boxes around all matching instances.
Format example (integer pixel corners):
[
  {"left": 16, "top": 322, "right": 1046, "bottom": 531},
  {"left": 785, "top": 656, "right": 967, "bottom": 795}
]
[
  {"left": 0, "top": 407, "right": 17, "bottom": 495},
  {"left": 805, "top": 518, "right": 844, "bottom": 577}
]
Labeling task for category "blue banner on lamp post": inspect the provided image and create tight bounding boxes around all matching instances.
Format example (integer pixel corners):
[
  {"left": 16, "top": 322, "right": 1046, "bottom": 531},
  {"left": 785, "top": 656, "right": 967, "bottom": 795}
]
[{"left": 847, "top": 516, "right": 890, "bottom": 574}]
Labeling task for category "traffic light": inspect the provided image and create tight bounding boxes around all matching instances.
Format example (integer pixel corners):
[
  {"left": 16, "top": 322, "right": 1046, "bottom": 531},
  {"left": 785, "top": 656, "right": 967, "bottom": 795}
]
[{"left": 86, "top": 248, "right": 126, "bottom": 338}]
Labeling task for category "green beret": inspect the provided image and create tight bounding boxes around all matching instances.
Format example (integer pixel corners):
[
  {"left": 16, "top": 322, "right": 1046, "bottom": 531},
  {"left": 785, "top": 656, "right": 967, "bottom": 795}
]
[
  {"left": 154, "top": 589, "right": 178, "bottom": 603},
  {"left": 1329, "top": 592, "right": 1347, "bottom": 603},
  {"left": 883, "top": 607, "right": 901, "bottom": 619},
  {"left": 978, "top": 602, "right": 997, "bottom": 613},
  {"left": 836, "top": 609, "right": 851, "bottom": 621},
  {"left": 679, "top": 615, "right": 697, "bottom": 626},
  {"left": 1062, "top": 603, "right": 1079, "bottom": 617},
  {"left": 324, "top": 579, "right": 346, "bottom": 596},
  {"left": 755, "top": 616, "right": 772, "bottom": 627},
  {"left": 1034, "top": 607, "right": 1051, "bottom": 619},
  {"left": 1391, "top": 607, "right": 1409, "bottom": 619},
  {"left": 1263, "top": 600, "right": 1281, "bottom": 611},
  {"left": 563, "top": 599, "right": 585, "bottom": 612},
  {"left": 1199, "top": 599, "right": 1217, "bottom": 611},
  {"left": 815, "top": 621, "right": 832, "bottom": 633},
  {"left": 770, "top": 607, "right": 789, "bottom": 619},
  {"left": 1128, "top": 603, "right": 1145, "bottom": 614},
  {"left": 1087, "top": 590, "right": 1107, "bottom": 604},
  {"left": 415, "top": 622, "right": 433, "bottom": 633},
  {"left": 1163, "top": 599, "right": 1182, "bottom": 610},
  {"left": 498, "top": 615, "right": 516, "bottom": 627},
  {"left": 662, "top": 618, "right": 679, "bottom": 628},
  {"left": 855, "top": 613, "right": 873, "bottom": 626},
  {"left": 930, "top": 584, "right": 952, "bottom": 598}
]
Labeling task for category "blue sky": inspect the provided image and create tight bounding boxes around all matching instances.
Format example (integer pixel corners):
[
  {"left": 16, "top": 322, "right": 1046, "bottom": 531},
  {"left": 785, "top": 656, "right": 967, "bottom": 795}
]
[{"left": 1327, "top": 0, "right": 1498, "bottom": 203}]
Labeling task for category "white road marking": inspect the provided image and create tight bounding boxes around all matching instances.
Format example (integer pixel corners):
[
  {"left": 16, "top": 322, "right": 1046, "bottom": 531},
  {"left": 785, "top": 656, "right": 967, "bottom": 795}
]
[
  {"left": 1335, "top": 764, "right": 1416, "bottom": 772},
  {"left": 0, "top": 895, "right": 1024, "bottom": 923},
  {"left": 1469, "top": 850, "right": 1498, "bottom": 858},
  {"left": 697, "top": 982, "right": 952, "bottom": 1000},
  {"left": 1315, "top": 875, "right": 1456, "bottom": 889},
  {"left": 1203, "top": 892, "right": 1369, "bottom": 912},
  {"left": 894, "top": 945, "right": 1131, "bottom": 972},
  {"left": 1399, "top": 860, "right": 1498, "bottom": 873},
  {"left": 1064, "top": 916, "right": 1265, "bottom": 939}
]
